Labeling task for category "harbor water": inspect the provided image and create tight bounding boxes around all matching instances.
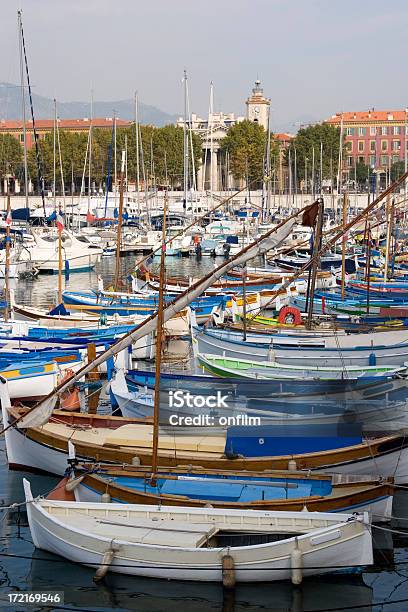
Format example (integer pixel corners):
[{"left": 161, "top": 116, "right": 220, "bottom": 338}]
[{"left": 1, "top": 256, "right": 408, "bottom": 611}]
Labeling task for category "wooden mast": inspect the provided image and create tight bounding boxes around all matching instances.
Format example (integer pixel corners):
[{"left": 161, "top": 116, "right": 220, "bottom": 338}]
[
  {"left": 114, "top": 151, "right": 126, "bottom": 291},
  {"left": 4, "top": 193, "right": 11, "bottom": 323},
  {"left": 306, "top": 198, "right": 324, "bottom": 329},
  {"left": 384, "top": 195, "right": 394, "bottom": 282},
  {"left": 151, "top": 192, "right": 167, "bottom": 482},
  {"left": 341, "top": 193, "right": 347, "bottom": 301}
]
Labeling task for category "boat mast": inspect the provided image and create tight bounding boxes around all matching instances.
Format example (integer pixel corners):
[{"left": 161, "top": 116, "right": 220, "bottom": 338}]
[
  {"left": 4, "top": 193, "right": 11, "bottom": 323},
  {"left": 114, "top": 151, "right": 126, "bottom": 291},
  {"left": 134, "top": 92, "right": 140, "bottom": 215},
  {"left": 17, "top": 11, "right": 29, "bottom": 218},
  {"left": 151, "top": 192, "right": 167, "bottom": 482},
  {"left": 113, "top": 111, "right": 117, "bottom": 207},
  {"left": 88, "top": 89, "right": 93, "bottom": 222},
  {"left": 18, "top": 10, "right": 46, "bottom": 219},
  {"left": 306, "top": 198, "right": 324, "bottom": 329},
  {"left": 183, "top": 70, "right": 189, "bottom": 210},
  {"left": 56, "top": 103, "right": 66, "bottom": 216},
  {"left": 53, "top": 98, "right": 56, "bottom": 208}
]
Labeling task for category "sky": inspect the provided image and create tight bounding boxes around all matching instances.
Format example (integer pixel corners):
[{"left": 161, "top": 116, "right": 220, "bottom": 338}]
[{"left": 1, "top": 0, "right": 408, "bottom": 131}]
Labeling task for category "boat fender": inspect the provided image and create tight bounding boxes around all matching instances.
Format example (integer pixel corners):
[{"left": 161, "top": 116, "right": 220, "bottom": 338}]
[
  {"left": 267, "top": 346, "right": 276, "bottom": 362},
  {"left": 101, "top": 492, "right": 111, "bottom": 503},
  {"left": 278, "top": 306, "right": 302, "bottom": 326},
  {"left": 132, "top": 456, "right": 141, "bottom": 466},
  {"left": 222, "top": 554, "right": 236, "bottom": 589},
  {"left": 369, "top": 352, "right": 377, "bottom": 366},
  {"left": 291, "top": 539, "right": 303, "bottom": 585},
  {"left": 288, "top": 459, "right": 297, "bottom": 471},
  {"left": 65, "top": 475, "right": 85, "bottom": 492},
  {"left": 204, "top": 503, "right": 213, "bottom": 508},
  {"left": 93, "top": 544, "right": 119, "bottom": 583}
]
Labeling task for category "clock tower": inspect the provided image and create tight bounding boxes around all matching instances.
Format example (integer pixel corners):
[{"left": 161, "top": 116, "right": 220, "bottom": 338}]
[{"left": 246, "top": 80, "right": 270, "bottom": 130}]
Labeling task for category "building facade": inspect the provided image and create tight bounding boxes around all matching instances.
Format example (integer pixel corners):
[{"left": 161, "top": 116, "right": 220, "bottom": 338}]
[
  {"left": 326, "top": 110, "right": 408, "bottom": 174},
  {"left": 0, "top": 117, "right": 131, "bottom": 149},
  {"left": 178, "top": 80, "right": 272, "bottom": 190}
]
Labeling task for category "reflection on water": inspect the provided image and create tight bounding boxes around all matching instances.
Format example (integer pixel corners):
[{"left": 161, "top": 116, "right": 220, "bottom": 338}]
[
  {"left": 0, "top": 256, "right": 407, "bottom": 610},
  {"left": 0, "top": 460, "right": 407, "bottom": 611}
]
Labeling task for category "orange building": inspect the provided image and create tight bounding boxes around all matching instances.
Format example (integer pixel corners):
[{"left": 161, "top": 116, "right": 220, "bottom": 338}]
[
  {"left": 0, "top": 117, "right": 131, "bottom": 148},
  {"left": 326, "top": 110, "right": 408, "bottom": 173}
]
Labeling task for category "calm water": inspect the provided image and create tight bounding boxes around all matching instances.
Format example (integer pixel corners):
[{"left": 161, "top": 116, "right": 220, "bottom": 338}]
[{"left": 1, "top": 255, "right": 408, "bottom": 610}]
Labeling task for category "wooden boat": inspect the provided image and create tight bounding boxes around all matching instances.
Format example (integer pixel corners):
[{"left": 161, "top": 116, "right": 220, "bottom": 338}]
[
  {"left": 72, "top": 464, "right": 394, "bottom": 520},
  {"left": 0, "top": 360, "right": 59, "bottom": 400},
  {"left": 193, "top": 326, "right": 408, "bottom": 366},
  {"left": 196, "top": 353, "right": 406, "bottom": 380},
  {"left": 112, "top": 368, "right": 408, "bottom": 427},
  {"left": 24, "top": 479, "right": 374, "bottom": 583},
  {"left": 3, "top": 397, "right": 408, "bottom": 482}
]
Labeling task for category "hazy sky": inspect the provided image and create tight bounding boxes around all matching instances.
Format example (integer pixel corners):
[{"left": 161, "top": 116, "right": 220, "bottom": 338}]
[{"left": 1, "top": 0, "right": 408, "bottom": 131}]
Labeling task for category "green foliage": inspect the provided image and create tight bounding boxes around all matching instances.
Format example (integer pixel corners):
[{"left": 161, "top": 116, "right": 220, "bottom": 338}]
[
  {"left": 352, "top": 162, "right": 370, "bottom": 184},
  {"left": 0, "top": 134, "right": 23, "bottom": 180},
  {"left": 288, "top": 124, "right": 342, "bottom": 181},
  {"left": 391, "top": 160, "right": 406, "bottom": 182},
  {"left": 220, "top": 120, "right": 277, "bottom": 185},
  {"left": 27, "top": 124, "right": 202, "bottom": 192}
]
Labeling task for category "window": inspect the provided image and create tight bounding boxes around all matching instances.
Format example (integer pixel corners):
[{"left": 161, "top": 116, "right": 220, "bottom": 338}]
[
  {"left": 346, "top": 141, "right": 353, "bottom": 152},
  {"left": 347, "top": 156, "right": 353, "bottom": 167},
  {"left": 381, "top": 126, "right": 388, "bottom": 136},
  {"left": 392, "top": 140, "right": 401, "bottom": 151},
  {"left": 370, "top": 140, "right": 376, "bottom": 152},
  {"left": 381, "top": 140, "right": 388, "bottom": 151},
  {"left": 393, "top": 126, "right": 401, "bottom": 135},
  {"left": 358, "top": 156, "right": 365, "bottom": 164},
  {"left": 370, "top": 126, "right": 376, "bottom": 136},
  {"left": 392, "top": 154, "right": 400, "bottom": 163},
  {"left": 358, "top": 127, "right": 366, "bottom": 136},
  {"left": 369, "top": 155, "right": 376, "bottom": 166},
  {"left": 19, "top": 134, "right": 24, "bottom": 143},
  {"left": 358, "top": 141, "right": 364, "bottom": 152},
  {"left": 381, "top": 155, "right": 388, "bottom": 166},
  {"left": 346, "top": 127, "right": 354, "bottom": 136}
]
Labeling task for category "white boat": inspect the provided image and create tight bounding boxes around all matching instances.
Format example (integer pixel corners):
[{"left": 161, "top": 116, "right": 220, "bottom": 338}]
[
  {"left": 23, "top": 479, "right": 373, "bottom": 583},
  {"left": 19, "top": 230, "right": 102, "bottom": 273}
]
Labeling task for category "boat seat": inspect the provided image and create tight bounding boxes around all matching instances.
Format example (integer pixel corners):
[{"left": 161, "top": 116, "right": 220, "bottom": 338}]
[{"left": 86, "top": 515, "right": 219, "bottom": 547}]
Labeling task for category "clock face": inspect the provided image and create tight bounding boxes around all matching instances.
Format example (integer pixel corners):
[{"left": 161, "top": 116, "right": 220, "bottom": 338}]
[{"left": 254, "top": 106, "right": 260, "bottom": 114}]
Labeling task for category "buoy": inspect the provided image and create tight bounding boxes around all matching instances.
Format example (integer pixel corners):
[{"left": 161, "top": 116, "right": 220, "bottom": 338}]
[
  {"left": 288, "top": 459, "right": 297, "bottom": 471},
  {"left": 101, "top": 492, "right": 111, "bottom": 503},
  {"left": 291, "top": 539, "right": 303, "bottom": 585},
  {"left": 267, "top": 346, "right": 276, "bottom": 362},
  {"left": 278, "top": 306, "right": 302, "bottom": 326},
  {"left": 222, "top": 554, "right": 236, "bottom": 589},
  {"left": 132, "top": 456, "right": 141, "bottom": 466},
  {"left": 93, "top": 546, "right": 118, "bottom": 583},
  {"left": 65, "top": 475, "right": 85, "bottom": 492}
]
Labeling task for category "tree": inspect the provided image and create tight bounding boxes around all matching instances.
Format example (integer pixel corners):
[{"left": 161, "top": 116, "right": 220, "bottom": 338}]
[
  {"left": 220, "top": 120, "right": 276, "bottom": 186},
  {"left": 391, "top": 160, "right": 405, "bottom": 182},
  {"left": 0, "top": 134, "right": 23, "bottom": 185},
  {"left": 352, "top": 162, "right": 370, "bottom": 186},
  {"left": 288, "top": 124, "right": 342, "bottom": 185}
]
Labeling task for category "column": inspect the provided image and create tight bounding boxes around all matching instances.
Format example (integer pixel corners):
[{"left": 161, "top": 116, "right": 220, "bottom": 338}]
[{"left": 211, "top": 149, "right": 218, "bottom": 192}]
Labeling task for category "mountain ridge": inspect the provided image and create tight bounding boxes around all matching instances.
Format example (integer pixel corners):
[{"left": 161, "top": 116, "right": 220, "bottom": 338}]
[{"left": 0, "top": 83, "right": 177, "bottom": 127}]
